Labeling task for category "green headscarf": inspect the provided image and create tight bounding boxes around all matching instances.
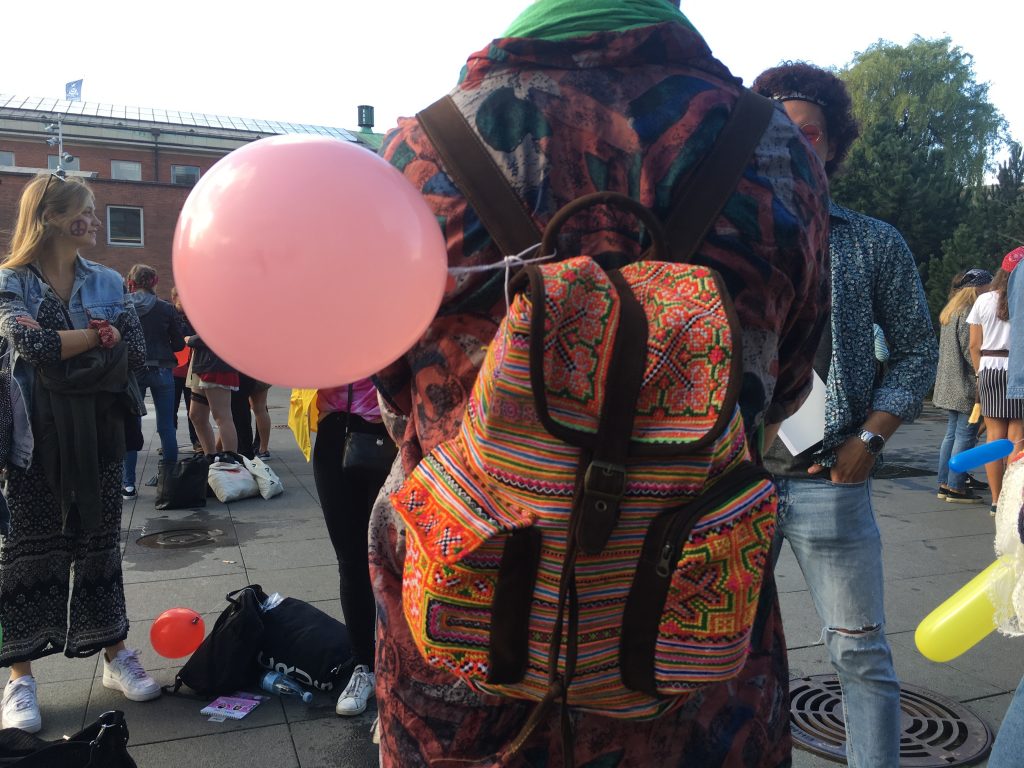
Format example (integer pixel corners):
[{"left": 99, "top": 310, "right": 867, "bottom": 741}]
[{"left": 503, "top": 0, "right": 693, "bottom": 41}]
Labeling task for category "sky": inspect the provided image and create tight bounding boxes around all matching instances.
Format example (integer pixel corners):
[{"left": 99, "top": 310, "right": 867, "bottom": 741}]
[{"left": 2, "top": 1, "right": 1021, "bottom": 156}]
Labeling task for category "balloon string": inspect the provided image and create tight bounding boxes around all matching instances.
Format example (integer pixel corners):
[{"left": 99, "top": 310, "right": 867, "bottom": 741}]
[{"left": 447, "top": 244, "right": 556, "bottom": 313}]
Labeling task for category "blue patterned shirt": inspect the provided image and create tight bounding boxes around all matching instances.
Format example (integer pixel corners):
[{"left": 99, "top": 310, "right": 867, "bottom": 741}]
[
  {"left": 767, "top": 202, "right": 937, "bottom": 473},
  {"left": 1009, "top": 267, "right": 1024, "bottom": 399}
]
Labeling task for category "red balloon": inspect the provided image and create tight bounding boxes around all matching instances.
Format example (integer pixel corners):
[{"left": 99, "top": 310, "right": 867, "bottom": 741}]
[
  {"left": 172, "top": 134, "right": 448, "bottom": 388},
  {"left": 150, "top": 607, "right": 206, "bottom": 659}
]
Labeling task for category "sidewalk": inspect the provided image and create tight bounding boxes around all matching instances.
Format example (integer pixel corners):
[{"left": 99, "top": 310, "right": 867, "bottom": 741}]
[{"left": 22, "top": 389, "right": 1022, "bottom": 767}]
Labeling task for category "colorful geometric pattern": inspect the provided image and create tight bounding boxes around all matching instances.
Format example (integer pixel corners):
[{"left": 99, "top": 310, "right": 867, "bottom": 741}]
[{"left": 393, "top": 254, "right": 777, "bottom": 719}]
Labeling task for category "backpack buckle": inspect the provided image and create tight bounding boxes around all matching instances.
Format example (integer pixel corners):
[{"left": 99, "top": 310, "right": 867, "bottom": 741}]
[{"left": 578, "top": 461, "right": 626, "bottom": 554}]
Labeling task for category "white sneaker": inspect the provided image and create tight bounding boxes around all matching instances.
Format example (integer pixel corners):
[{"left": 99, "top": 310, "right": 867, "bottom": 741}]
[
  {"left": 1, "top": 676, "right": 41, "bottom": 733},
  {"left": 102, "top": 648, "right": 161, "bottom": 702},
  {"left": 335, "top": 665, "right": 375, "bottom": 716}
]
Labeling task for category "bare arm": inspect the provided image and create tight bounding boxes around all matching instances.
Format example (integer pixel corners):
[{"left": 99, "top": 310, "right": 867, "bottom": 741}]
[{"left": 969, "top": 323, "right": 983, "bottom": 374}]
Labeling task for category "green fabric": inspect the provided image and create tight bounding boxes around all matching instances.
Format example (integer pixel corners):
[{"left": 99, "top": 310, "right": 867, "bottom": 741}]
[{"left": 503, "top": 0, "right": 693, "bottom": 41}]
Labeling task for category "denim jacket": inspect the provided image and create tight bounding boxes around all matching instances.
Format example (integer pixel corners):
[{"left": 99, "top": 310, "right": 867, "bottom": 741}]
[
  {"left": 0, "top": 257, "right": 134, "bottom": 469},
  {"left": 1009, "top": 267, "right": 1024, "bottom": 399}
]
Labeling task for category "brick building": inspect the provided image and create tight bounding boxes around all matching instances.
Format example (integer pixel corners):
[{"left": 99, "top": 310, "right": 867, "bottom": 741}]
[{"left": 0, "top": 94, "right": 383, "bottom": 287}]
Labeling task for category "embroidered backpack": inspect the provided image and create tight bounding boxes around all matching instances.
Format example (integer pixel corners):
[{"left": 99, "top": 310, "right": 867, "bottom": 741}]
[{"left": 391, "top": 91, "right": 779, "bottom": 742}]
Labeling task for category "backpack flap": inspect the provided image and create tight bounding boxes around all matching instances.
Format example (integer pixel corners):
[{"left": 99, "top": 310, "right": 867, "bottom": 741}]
[{"left": 174, "top": 585, "right": 267, "bottom": 697}]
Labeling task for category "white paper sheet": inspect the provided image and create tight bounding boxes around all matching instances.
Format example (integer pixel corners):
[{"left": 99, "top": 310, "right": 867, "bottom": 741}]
[{"left": 778, "top": 371, "right": 826, "bottom": 456}]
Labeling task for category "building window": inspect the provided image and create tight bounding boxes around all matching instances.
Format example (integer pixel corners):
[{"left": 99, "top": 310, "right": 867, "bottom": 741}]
[
  {"left": 48, "top": 154, "right": 81, "bottom": 171},
  {"left": 111, "top": 160, "right": 142, "bottom": 181},
  {"left": 171, "top": 164, "right": 200, "bottom": 186},
  {"left": 0, "top": 150, "right": 13, "bottom": 166},
  {"left": 107, "top": 206, "right": 144, "bottom": 247}
]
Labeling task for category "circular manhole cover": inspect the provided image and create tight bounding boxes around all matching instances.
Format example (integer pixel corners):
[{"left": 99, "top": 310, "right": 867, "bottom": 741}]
[
  {"left": 790, "top": 675, "right": 992, "bottom": 766},
  {"left": 136, "top": 527, "right": 225, "bottom": 549}
]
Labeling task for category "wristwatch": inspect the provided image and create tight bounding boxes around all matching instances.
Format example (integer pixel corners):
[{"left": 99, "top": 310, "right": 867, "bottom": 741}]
[{"left": 857, "top": 429, "right": 885, "bottom": 455}]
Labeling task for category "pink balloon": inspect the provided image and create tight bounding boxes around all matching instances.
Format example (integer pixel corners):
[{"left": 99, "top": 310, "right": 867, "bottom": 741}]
[{"left": 172, "top": 135, "right": 447, "bottom": 388}]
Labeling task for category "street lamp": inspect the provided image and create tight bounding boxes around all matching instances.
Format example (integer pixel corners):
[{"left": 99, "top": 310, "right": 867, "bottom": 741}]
[{"left": 43, "top": 117, "right": 69, "bottom": 177}]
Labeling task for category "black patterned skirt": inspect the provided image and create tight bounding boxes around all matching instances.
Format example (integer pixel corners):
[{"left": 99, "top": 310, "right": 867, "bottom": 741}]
[
  {"left": 0, "top": 460, "right": 129, "bottom": 665},
  {"left": 980, "top": 367, "right": 1024, "bottom": 419}
]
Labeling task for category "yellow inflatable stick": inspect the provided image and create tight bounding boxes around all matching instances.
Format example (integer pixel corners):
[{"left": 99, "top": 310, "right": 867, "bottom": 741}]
[{"left": 915, "top": 558, "right": 1016, "bottom": 662}]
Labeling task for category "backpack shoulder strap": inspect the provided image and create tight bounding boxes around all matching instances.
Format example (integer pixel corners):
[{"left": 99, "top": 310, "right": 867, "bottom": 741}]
[
  {"left": 416, "top": 95, "right": 543, "bottom": 256},
  {"left": 662, "top": 89, "right": 776, "bottom": 262}
]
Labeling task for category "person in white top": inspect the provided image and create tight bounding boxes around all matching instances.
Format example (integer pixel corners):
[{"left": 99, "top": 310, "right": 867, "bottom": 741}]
[{"left": 967, "top": 250, "right": 1024, "bottom": 508}]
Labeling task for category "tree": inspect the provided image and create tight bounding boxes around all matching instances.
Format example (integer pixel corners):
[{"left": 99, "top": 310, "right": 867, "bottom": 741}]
[
  {"left": 831, "top": 122, "right": 965, "bottom": 266},
  {"left": 841, "top": 37, "right": 1006, "bottom": 187},
  {"left": 925, "top": 143, "right": 1024, "bottom": 320}
]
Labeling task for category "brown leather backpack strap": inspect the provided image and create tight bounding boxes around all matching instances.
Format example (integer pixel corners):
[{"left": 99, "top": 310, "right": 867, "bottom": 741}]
[
  {"left": 416, "top": 95, "right": 543, "bottom": 256},
  {"left": 662, "top": 88, "right": 776, "bottom": 262}
]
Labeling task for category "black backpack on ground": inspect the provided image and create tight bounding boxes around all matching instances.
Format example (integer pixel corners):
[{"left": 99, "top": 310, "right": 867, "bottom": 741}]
[{"left": 170, "top": 585, "right": 266, "bottom": 697}]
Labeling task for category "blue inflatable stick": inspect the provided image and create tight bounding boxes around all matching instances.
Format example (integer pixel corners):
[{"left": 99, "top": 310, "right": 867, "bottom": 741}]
[{"left": 949, "top": 439, "right": 1015, "bottom": 473}]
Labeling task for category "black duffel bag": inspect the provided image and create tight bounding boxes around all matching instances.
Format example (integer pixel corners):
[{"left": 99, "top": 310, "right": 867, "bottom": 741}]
[{"left": 256, "top": 595, "right": 355, "bottom": 693}]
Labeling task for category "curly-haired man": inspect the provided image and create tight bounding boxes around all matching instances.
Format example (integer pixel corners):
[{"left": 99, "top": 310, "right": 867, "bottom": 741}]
[{"left": 754, "top": 62, "right": 938, "bottom": 768}]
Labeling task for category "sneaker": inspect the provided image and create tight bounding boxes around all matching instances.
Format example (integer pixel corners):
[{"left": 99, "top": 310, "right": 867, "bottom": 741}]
[
  {"left": 121, "top": 486, "right": 137, "bottom": 500},
  {"left": 991, "top": 503, "right": 998, "bottom": 517},
  {"left": 965, "top": 473, "right": 989, "bottom": 491},
  {"left": 102, "top": 648, "right": 161, "bottom": 702},
  {"left": 2, "top": 676, "right": 41, "bottom": 733},
  {"left": 942, "top": 487, "right": 983, "bottom": 504},
  {"left": 936, "top": 486, "right": 949, "bottom": 500},
  {"left": 335, "top": 665, "right": 375, "bottom": 716},
  {"left": 255, "top": 451, "right": 272, "bottom": 461}
]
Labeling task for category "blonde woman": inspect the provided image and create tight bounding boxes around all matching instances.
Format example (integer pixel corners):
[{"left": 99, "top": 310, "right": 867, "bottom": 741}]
[
  {"left": 968, "top": 251, "right": 1024, "bottom": 511},
  {"left": 0, "top": 174, "right": 160, "bottom": 733},
  {"left": 934, "top": 269, "right": 992, "bottom": 502}
]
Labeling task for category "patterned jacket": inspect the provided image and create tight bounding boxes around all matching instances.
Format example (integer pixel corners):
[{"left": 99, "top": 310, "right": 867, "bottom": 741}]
[
  {"left": 370, "top": 20, "right": 830, "bottom": 768},
  {"left": 932, "top": 309, "right": 976, "bottom": 414}
]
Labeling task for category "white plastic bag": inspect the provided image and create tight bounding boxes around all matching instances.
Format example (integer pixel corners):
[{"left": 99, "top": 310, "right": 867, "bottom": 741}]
[
  {"left": 243, "top": 454, "right": 284, "bottom": 500},
  {"left": 207, "top": 455, "right": 260, "bottom": 503}
]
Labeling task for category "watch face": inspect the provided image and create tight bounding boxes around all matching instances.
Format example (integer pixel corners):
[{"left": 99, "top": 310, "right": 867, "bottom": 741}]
[{"left": 865, "top": 433, "right": 885, "bottom": 453}]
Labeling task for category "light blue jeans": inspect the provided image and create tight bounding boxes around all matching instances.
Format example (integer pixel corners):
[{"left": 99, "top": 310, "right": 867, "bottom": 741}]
[
  {"left": 123, "top": 366, "right": 177, "bottom": 488},
  {"left": 936, "top": 409, "right": 980, "bottom": 491},
  {"left": 774, "top": 477, "right": 901, "bottom": 768},
  {"left": 989, "top": 675, "right": 1024, "bottom": 767}
]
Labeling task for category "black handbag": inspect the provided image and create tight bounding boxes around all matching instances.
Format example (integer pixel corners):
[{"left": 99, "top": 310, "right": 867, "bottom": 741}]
[
  {"left": 171, "top": 585, "right": 266, "bottom": 697},
  {"left": 0, "top": 710, "right": 136, "bottom": 767},
  {"left": 155, "top": 453, "right": 209, "bottom": 510},
  {"left": 341, "top": 385, "right": 397, "bottom": 473}
]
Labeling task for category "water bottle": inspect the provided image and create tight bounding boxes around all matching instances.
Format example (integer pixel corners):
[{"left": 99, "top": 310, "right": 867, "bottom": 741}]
[
  {"left": 260, "top": 671, "right": 313, "bottom": 703},
  {"left": 260, "top": 592, "right": 284, "bottom": 612}
]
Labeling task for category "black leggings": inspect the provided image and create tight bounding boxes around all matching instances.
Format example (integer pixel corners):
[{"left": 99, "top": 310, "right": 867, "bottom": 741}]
[
  {"left": 312, "top": 412, "right": 392, "bottom": 669},
  {"left": 172, "top": 375, "right": 199, "bottom": 446}
]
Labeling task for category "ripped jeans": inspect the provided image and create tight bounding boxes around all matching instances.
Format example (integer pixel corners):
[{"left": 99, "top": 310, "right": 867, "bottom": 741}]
[{"left": 774, "top": 477, "right": 901, "bottom": 768}]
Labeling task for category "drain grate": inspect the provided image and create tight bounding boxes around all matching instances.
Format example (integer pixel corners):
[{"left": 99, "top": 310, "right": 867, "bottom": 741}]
[
  {"left": 136, "top": 527, "right": 225, "bottom": 549},
  {"left": 875, "top": 463, "right": 935, "bottom": 480},
  {"left": 790, "top": 675, "right": 992, "bottom": 766}
]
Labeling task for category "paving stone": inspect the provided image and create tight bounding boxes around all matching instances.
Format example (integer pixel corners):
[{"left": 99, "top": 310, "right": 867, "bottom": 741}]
[
  {"left": 290, "top": 715, "right": 380, "bottom": 768},
  {"left": 128, "top": 723, "right": 299, "bottom": 768},
  {"left": 123, "top": 574, "right": 254, "bottom": 622},
  {"left": 241, "top": 537, "right": 339, "bottom": 572},
  {"left": 33, "top": 678, "right": 94, "bottom": 739},
  {"left": 86, "top": 667, "right": 287, "bottom": 745}
]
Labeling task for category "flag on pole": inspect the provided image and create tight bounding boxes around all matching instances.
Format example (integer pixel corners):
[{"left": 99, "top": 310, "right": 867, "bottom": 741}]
[{"left": 65, "top": 80, "right": 83, "bottom": 102}]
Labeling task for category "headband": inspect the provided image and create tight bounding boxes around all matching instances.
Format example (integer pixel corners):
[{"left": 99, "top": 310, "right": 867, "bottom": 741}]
[{"left": 770, "top": 91, "right": 829, "bottom": 109}]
